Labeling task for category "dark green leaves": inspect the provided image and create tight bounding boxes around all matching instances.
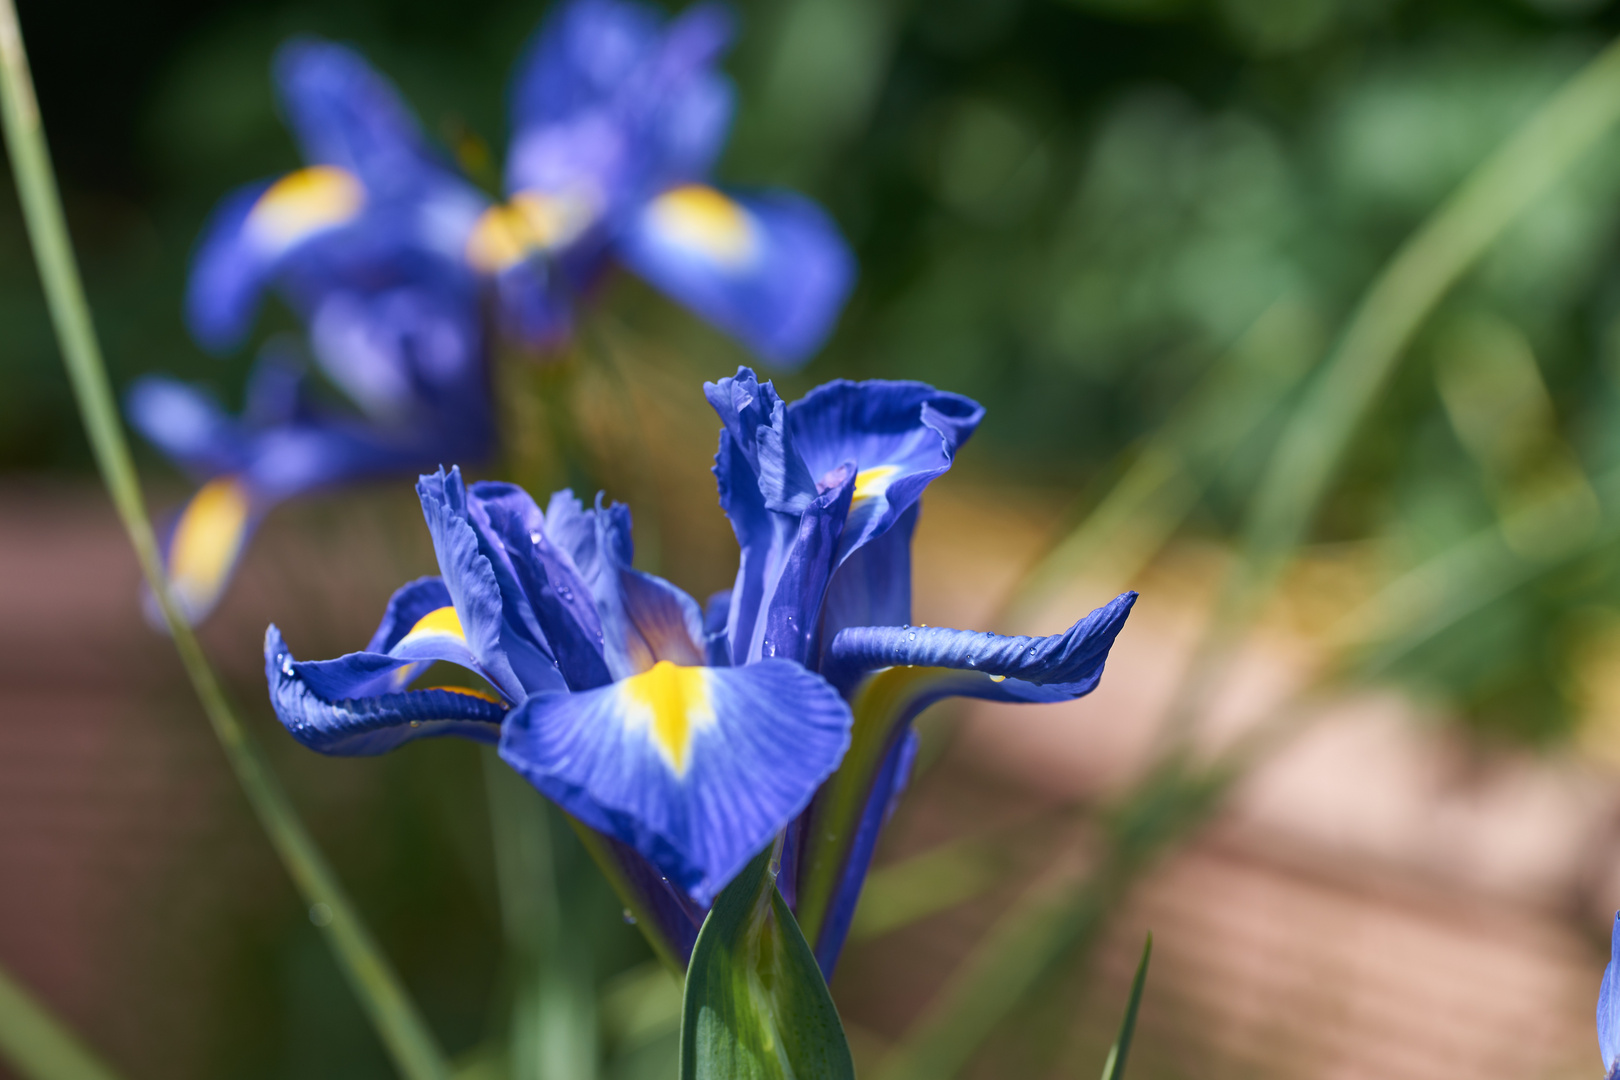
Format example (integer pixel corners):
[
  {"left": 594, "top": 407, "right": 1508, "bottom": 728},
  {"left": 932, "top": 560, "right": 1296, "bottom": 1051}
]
[
  {"left": 680, "top": 848, "right": 855, "bottom": 1080},
  {"left": 1100, "top": 933, "right": 1152, "bottom": 1080}
]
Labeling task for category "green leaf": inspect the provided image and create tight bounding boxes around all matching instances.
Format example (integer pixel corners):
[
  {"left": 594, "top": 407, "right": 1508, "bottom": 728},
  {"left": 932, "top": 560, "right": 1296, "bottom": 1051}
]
[
  {"left": 680, "top": 847, "right": 855, "bottom": 1080},
  {"left": 1100, "top": 934, "right": 1152, "bottom": 1080}
]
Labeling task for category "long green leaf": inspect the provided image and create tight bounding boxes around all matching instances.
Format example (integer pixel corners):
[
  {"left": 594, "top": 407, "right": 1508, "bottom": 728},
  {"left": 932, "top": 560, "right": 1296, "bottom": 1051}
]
[
  {"left": 1099, "top": 934, "right": 1151, "bottom": 1080},
  {"left": 0, "top": 6, "right": 450, "bottom": 1078},
  {"left": 680, "top": 848, "right": 854, "bottom": 1080},
  {"left": 0, "top": 964, "right": 123, "bottom": 1080}
]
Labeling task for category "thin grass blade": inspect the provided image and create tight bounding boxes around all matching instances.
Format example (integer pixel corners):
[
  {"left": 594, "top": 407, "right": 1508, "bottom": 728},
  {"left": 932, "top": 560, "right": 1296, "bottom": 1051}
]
[
  {"left": 0, "top": 5, "right": 450, "bottom": 1077},
  {"left": 0, "top": 961, "right": 123, "bottom": 1080},
  {"left": 1099, "top": 934, "right": 1151, "bottom": 1080}
]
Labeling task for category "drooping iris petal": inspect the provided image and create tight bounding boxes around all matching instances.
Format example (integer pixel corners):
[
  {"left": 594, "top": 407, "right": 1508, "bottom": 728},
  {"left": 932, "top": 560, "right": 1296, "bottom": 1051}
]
[
  {"left": 1602, "top": 912, "right": 1620, "bottom": 1078},
  {"left": 151, "top": 475, "right": 260, "bottom": 625},
  {"left": 499, "top": 658, "right": 853, "bottom": 905},
  {"left": 126, "top": 376, "right": 248, "bottom": 478},
  {"left": 186, "top": 174, "right": 365, "bottom": 351},
  {"left": 620, "top": 187, "right": 854, "bottom": 367},
  {"left": 824, "top": 591, "right": 1139, "bottom": 701},
  {"left": 267, "top": 625, "right": 506, "bottom": 755}
]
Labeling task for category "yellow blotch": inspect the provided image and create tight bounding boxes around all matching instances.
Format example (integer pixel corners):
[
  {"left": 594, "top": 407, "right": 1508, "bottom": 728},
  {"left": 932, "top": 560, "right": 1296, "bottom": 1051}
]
[
  {"left": 169, "top": 476, "right": 251, "bottom": 611},
  {"left": 246, "top": 166, "right": 365, "bottom": 251},
  {"left": 646, "top": 185, "right": 757, "bottom": 268},
  {"left": 621, "top": 661, "right": 713, "bottom": 777},
  {"left": 852, "top": 464, "right": 900, "bottom": 507},
  {"left": 401, "top": 605, "right": 467, "bottom": 644},
  {"left": 465, "top": 190, "right": 597, "bottom": 271}
]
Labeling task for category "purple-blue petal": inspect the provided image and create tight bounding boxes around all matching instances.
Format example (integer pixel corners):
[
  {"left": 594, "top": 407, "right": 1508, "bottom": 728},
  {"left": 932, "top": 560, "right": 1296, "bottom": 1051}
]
[
  {"left": 498, "top": 659, "right": 852, "bottom": 906},
  {"left": 266, "top": 625, "right": 506, "bottom": 756}
]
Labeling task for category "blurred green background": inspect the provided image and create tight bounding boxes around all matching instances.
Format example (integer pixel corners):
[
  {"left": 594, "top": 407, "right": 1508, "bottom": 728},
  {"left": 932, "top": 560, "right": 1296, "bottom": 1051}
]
[{"left": 9, "top": 0, "right": 1620, "bottom": 1076}]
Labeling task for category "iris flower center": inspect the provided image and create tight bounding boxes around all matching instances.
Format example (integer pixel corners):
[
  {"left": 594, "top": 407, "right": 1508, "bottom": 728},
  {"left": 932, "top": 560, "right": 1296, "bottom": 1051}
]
[{"left": 621, "top": 660, "right": 713, "bottom": 777}]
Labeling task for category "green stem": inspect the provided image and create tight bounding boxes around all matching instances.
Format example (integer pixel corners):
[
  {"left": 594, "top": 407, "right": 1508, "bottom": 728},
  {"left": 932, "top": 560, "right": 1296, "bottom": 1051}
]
[
  {"left": 0, "top": 6, "right": 450, "bottom": 1078},
  {"left": 0, "top": 962, "right": 124, "bottom": 1080}
]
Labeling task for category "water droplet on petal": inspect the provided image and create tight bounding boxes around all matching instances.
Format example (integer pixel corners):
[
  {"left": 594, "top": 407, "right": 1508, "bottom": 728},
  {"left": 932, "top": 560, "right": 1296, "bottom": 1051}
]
[
  {"left": 529, "top": 531, "right": 542, "bottom": 544},
  {"left": 908, "top": 632, "right": 916, "bottom": 641}
]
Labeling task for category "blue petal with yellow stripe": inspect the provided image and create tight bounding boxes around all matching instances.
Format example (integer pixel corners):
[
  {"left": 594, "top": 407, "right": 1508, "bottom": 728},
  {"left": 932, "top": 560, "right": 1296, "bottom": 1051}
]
[
  {"left": 1600, "top": 912, "right": 1620, "bottom": 1079},
  {"left": 620, "top": 187, "right": 855, "bottom": 367},
  {"left": 500, "top": 657, "right": 851, "bottom": 906},
  {"left": 266, "top": 625, "right": 507, "bottom": 756}
]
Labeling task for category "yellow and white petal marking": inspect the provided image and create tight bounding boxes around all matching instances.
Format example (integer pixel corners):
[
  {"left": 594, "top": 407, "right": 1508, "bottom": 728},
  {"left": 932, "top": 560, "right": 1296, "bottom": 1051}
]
[
  {"left": 168, "top": 476, "right": 251, "bottom": 613},
  {"left": 245, "top": 166, "right": 366, "bottom": 254},
  {"left": 644, "top": 185, "right": 759, "bottom": 269},
  {"left": 618, "top": 661, "right": 716, "bottom": 778},
  {"left": 397, "top": 605, "right": 468, "bottom": 648},
  {"left": 464, "top": 188, "right": 598, "bottom": 272},
  {"left": 851, "top": 465, "right": 900, "bottom": 511}
]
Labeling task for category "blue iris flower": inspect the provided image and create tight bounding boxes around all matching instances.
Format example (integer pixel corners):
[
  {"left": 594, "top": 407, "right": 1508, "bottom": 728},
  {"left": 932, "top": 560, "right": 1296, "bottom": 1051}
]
[
  {"left": 1601, "top": 913, "right": 1620, "bottom": 1078},
  {"left": 128, "top": 40, "right": 493, "bottom": 623},
  {"left": 263, "top": 370, "right": 1134, "bottom": 974},
  {"left": 702, "top": 367, "right": 1136, "bottom": 975},
  {"left": 470, "top": 0, "right": 854, "bottom": 363},
  {"left": 266, "top": 465, "right": 854, "bottom": 927}
]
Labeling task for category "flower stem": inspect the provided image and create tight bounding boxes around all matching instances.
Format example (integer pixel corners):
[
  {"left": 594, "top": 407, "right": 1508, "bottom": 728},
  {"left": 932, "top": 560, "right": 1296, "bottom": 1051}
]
[{"left": 0, "top": 5, "right": 451, "bottom": 1078}]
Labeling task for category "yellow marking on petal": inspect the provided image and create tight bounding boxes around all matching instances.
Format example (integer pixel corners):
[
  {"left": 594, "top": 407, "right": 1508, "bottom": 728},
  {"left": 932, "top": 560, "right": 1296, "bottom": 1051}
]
[
  {"left": 989, "top": 674, "right": 1007, "bottom": 682},
  {"left": 620, "top": 661, "right": 715, "bottom": 778},
  {"left": 246, "top": 166, "right": 365, "bottom": 252},
  {"left": 852, "top": 464, "right": 900, "bottom": 508},
  {"left": 465, "top": 189, "right": 598, "bottom": 271},
  {"left": 646, "top": 185, "right": 758, "bottom": 268},
  {"left": 431, "top": 685, "right": 503, "bottom": 704},
  {"left": 465, "top": 203, "right": 534, "bottom": 271},
  {"left": 169, "top": 476, "right": 251, "bottom": 611},
  {"left": 399, "top": 605, "right": 467, "bottom": 645}
]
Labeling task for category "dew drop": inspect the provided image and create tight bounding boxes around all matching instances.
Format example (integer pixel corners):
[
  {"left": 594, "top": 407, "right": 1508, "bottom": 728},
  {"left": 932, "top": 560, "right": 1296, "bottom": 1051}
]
[
  {"left": 908, "top": 632, "right": 916, "bottom": 641},
  {"left": 309, "top": 903, "right": 333, "bottom": 927},
  {"left": 409, "top": 720, "right": 420, "bottom": 728},
  {"left": 529, "top": 531, "right": 542, "bottom": 544},
  {"left": 622, "top": 908, "right": 637, "bottom": 925}
]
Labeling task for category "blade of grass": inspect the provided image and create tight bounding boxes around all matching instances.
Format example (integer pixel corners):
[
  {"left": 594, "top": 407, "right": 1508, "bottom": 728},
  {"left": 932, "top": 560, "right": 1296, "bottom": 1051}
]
[
  {"left": 0, "top": 6, "right": 450, "bottom": 1078},
  {"left": 1099, "top": 934, "right": 1151, "bottom": 1080},
  {"left": 0, "top": 962, "right": 123, "bottom": 1080},
  {"left": 1232, "top": 32, "right": 1620, "bottom": 619}
]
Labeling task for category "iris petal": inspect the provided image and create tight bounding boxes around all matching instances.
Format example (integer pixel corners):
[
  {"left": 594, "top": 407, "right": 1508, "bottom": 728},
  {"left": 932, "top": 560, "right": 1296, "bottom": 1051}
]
[
  {"left": 126, "top": 376, "right": 247, "bottom": 478},
  {"left": 148, "top": 476, "right": 259, "bottom": 626},
  {"left": 1602, "top": 912, "right": 1620, "bottom": 1075},
  {"left": 267, "top": 625, "right": 506, "bottom": 755},
  {"left": 418, "top": 468, "right": 560, "bottom": 700},
  {"left": 499, "top": 658, "right": 853, "bottom": 905},
  {"left": 273, "top": 38, "right": 440, "bottom": 196},
  {"left": 824, "top": 591, "right": 1139, "bottom": 700},
  {"left": 620, "top": 188, "right": 854, "bottom": 367}
]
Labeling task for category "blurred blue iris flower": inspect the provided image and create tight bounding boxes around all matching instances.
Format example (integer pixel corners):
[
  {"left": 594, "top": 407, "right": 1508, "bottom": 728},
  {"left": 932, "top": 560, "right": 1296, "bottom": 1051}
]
[
  {"left": 264, "top": 370, "right": 1132, "bottom": 971},
  {"left": 128, "top": 40, "right": 494, "bottom": 624},
  {"left": 1601, "top": 913, "right": 1620, "bottom": 1078},
  {"left": 471, "top": 0, "right": 855, "bottom": 361},
  {"left": 130, "top": 0, "right": 853, "bottom": 624}
]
